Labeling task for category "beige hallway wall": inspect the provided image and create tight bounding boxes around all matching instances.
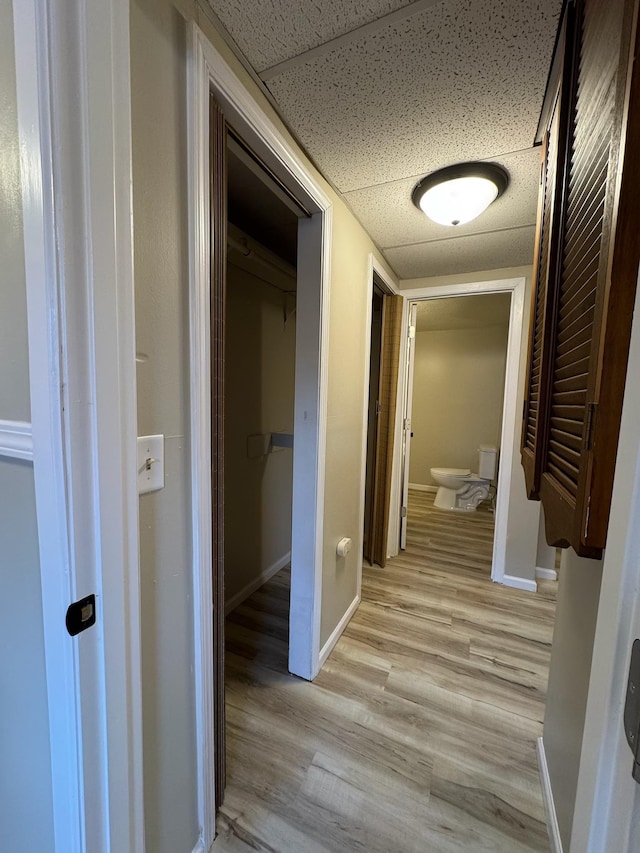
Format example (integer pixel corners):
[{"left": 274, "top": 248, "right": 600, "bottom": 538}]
[
  {"left": 409, "top": 323, "right": 509, "bottom": 486},
  {"left": 130, "top": 0, "right": 396, "bottom": 847}
]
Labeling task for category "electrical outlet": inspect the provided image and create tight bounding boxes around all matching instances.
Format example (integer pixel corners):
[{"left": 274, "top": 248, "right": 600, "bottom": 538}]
[{"left": 137, "top": 435, "right": 164, "bottom": 494}]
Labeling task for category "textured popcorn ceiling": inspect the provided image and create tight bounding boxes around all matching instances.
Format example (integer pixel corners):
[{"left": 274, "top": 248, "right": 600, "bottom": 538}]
[
  {"left": 385, "top": 224, "right": 537, "bottom": 279},
  {"left": 207, "top": 0, "right": 562, "bottom": 279}
]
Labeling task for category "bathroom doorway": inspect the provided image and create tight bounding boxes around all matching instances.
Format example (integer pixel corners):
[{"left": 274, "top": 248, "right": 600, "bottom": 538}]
[{"left": 394, "top": 278, "right": 526, "bottom": 585}]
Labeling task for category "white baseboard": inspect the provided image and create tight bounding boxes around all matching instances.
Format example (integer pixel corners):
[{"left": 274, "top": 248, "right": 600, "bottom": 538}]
[
  {"left": 408, "top": 482, "right": 437, "bottom": 492},
  {"left": 536, "top": 566, "right": 558, "bottom": 581},
  {"left": 318, "top": 594, "right": 360, "bottom": 670},
  {"left": 537, "top": 737, "right": 563, "bottom": 853},
  {"left": 501, "top": 573, "right": 538, "bottom": 593},
  {"left": 225, "top": 551, "right": 291, "bottom": 615}
]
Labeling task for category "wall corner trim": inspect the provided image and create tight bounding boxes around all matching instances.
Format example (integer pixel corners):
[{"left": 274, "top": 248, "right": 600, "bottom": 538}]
[
  {"left": 536, "top": 566, "right": 558, "bottom": 581},
  {"left": 0, "top": 420, "right": 33, "bottom": 461},
  {"left": 537, "top": 736, "right": 564, "bottom": 853},
  {"left": 225, "top": 552, "right": 291, "bottom": 615},
  {"left": 501, "top": 573, "right": 538, "bottom": 593},
  {"left": 318, "top": 594, "right": 361, "bottom": 672}
]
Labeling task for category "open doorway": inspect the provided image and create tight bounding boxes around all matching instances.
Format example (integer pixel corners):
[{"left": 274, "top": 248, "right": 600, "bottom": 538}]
[
  {"left": 388, "top": 277, "right": 526, "bottom": 584},
  {"left": 189, "top": 35, "right": 334, "bottom": 833},
  {"left": 221, "top": 129, "right": 303, "bottom": 799},
  {"left": 401, "top": 292, "right": 511, "bottom": 575}
]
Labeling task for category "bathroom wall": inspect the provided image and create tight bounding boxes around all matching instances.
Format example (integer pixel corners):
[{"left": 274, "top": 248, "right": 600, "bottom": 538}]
[
  {"left": 224, "top": 249, "right": 296, "bottom": 609},
  {"left": 0, "top": 1, "right": 55, "bottom": 849},
  {"left": 408, "top": 319, "right": 509, "bottom": 486}
]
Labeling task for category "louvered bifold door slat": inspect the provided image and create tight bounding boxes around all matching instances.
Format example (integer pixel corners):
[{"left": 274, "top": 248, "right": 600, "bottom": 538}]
[
  {"left": 539, "top": 0, "right": 634, "bottom": 556},
  {"left": 521, "top": 7, "right": 572, "bottom": 499},
  {"left": 521, "top": 114, "right": 559, "bottom": 498}
]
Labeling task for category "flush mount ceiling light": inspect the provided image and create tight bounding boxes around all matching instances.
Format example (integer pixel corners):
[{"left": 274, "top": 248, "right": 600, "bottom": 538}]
[{"left": 412, "top": 162, "right": 509, "bottom": 227}]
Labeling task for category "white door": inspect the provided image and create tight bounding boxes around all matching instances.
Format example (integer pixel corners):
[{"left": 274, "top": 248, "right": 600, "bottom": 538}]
[
  {"left": 399, "top": 303, "right": 417, "bottom": 549},
  {"left": 13, "top": 1, "right": 144, "bottom": 850},
  {"left": 571, "top": 270, "right": 640, "bottom": 852}
]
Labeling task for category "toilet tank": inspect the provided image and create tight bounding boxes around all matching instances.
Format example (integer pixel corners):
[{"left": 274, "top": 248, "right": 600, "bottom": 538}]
[{"left": 478, "top": 445, "right": 498, "bottom": 479}]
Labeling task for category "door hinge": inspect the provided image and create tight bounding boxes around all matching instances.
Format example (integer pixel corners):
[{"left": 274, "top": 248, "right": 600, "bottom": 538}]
[
  {"left": 624, "top": 639, "right": 640, "bottom": 783},
  {"left": 401, "top": 506, "right": 407, "bottom": 518},
  {"left": 66, "top": 594, "right": 96, "bottom": 637},
  {"left": 376, "top": 401, "right": 382, "bottom": 416},
  {"left": 585, "top": 402, "right": 598, "bottom": 451},
  {"left": 409, "top": 325, "right": 416, "bottom": 339}
]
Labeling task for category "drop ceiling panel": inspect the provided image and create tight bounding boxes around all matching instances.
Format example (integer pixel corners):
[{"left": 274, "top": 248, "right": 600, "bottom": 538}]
[
  {"left": 266, "top": 0, "right": 561, "bottom": 191},
  {"left": 344, "top": 147, "right": 540, "bottom": 249},
  {"left": 208, "top": 0, "right": 415, "bottom": 72},
  {"left": 386, "top": 224, "right": 536, "bottom": 279}
]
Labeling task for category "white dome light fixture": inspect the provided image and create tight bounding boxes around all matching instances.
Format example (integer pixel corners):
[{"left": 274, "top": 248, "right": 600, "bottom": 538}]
[{"left": 412, "top": 162, "right": 509, "bottom": 227}]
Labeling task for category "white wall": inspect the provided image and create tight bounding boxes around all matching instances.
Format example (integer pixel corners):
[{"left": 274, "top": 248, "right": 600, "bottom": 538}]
[
  {"left": 400, "top": 266, "right": 541, "bottom": 584},
  {"left": 0, "top": 2, "right": 54, "bottom": 849},
  {"left": 409, "top": 323, "right": 509, "bottom": 486},
  {"left": 536, "top": 504, "right": 558, "bottom": 573},
  {"left": 225, "top": 256, "right": 295, "bottom": 607},
  {"left": 543, "top": 550, "right": 603, "bottom": 848}
]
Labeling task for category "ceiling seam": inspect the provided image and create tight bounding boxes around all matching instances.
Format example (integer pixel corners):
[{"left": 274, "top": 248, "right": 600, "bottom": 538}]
[
  {"left": 259, "top": 0, "right": 444, "bottom": 80},
  {"left": 341, "top": 147, "right": 542, "bottom": 195},
  {"left": 384, "top": 222, "right": 536, "bottom": 250}
]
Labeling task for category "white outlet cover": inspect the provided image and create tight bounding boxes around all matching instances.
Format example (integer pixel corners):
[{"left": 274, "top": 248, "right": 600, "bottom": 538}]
[{"left": 137, "top": 434, "right": 164, "bottom": 494}]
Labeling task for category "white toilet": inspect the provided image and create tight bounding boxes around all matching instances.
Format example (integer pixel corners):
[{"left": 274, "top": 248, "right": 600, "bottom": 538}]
[{"left": 430, "top": 445, "right": 498, "bottom": 512}]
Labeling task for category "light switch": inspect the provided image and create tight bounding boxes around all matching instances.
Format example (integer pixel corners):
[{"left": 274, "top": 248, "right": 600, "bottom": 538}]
[{"left": 137, "top": 435, "right": 164, "bottom": 494}]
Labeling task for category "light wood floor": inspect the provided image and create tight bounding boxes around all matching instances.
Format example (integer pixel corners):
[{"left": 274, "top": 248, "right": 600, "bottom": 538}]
[{"left": 214, "top": 490, "right": 557, "bottom": 852}]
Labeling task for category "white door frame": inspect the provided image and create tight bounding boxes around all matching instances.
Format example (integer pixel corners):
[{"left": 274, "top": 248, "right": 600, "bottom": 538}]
[
  {"left": 356, "top": 255, "right": 400, "bottom": 583},
  {"left": 570, "top": 269, "right": 640, "bottom": 853},
  {"left": 396, "top": 277, "right": 525, "bottom": 584},
  {"left": 187, "top": 22, "right": 332, "bottom": 842},
  {"left": 399, "top": 302, "right": 419, "bottom": 550},
  {"left": 13, "top": 0, "right": 143, "bottom": 851}
]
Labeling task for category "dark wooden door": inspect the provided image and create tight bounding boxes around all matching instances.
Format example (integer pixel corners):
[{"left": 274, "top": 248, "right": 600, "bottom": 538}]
[{"left": 210, "top": 93, "right": 227, "bottom": 808}]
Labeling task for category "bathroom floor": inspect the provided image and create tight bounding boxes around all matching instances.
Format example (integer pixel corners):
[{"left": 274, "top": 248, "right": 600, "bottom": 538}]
[{"left": 214, "top": 489, "right": 557, "bottom": 852}]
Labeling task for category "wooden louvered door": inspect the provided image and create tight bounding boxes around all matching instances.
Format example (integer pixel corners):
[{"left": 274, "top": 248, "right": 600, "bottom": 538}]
[
  {"left": 537, "top": 0, "right": 638, "bottom": 556},
  {"left": 522, "top": 4, "right": 576, "bottom": 500},
  {"left": 521, "top": 51, "right": 566, "bottom": 498}
]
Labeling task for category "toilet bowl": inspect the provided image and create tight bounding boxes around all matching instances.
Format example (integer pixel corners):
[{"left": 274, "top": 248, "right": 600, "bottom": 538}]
[{"left": 430, "top": 446, "right": 497, "bottom": 512}]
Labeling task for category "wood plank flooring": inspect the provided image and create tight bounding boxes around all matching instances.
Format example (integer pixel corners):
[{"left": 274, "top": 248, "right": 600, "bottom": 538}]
[{"left": 214, "top": 489, "right": 557, "bottom": 852}]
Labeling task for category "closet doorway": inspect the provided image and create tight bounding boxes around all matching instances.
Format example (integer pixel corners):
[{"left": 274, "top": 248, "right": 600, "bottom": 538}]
[{"left": 202, "top": 84, "right": 333, "bottom": 812}]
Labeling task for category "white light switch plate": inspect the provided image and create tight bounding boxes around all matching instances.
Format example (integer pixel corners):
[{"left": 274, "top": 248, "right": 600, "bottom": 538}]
[{"left": 137, "top": 435, "right": 164, "bottom": 494}]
